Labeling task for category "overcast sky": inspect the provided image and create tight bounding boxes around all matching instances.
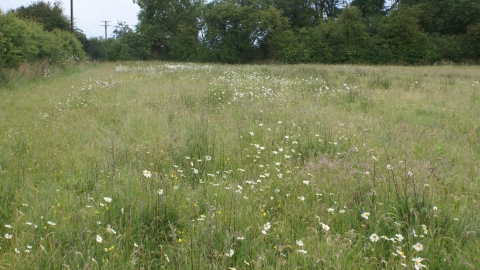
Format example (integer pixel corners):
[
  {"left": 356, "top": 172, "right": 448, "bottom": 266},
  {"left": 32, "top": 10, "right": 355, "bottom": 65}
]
[{"left": 0, "top": 0, "right": 140, "bottom": 38}]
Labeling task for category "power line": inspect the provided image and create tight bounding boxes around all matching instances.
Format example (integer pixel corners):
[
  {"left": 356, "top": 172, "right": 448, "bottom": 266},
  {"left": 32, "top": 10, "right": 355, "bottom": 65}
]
[
  {"left": 84, "top": 0, "right": 104, "bottom": 20},
  {"left": 101, "top": 20, "right": 111, "bottom": 39}
]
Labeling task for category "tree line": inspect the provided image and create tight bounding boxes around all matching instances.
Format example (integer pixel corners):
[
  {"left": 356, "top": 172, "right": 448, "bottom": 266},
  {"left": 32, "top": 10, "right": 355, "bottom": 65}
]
[
  {"left": 1, "top": 0, "right": 479, "bottom": 67},
  {"left": 124, "top": 0, "right": 480, "bottom": 64}
]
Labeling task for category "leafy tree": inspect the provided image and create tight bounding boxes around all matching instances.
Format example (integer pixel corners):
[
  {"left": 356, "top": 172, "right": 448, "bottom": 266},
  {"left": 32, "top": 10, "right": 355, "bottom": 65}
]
[
  {"left": 135, "top": 0, "right": 203, "bottom": 59},
  {"left": 113, "top": 21, "right": 134, "bottom": 39},
  {"left": 203, "top": 1, "right": 256, "bottom": 63},
  {"left": 299, "top": 6, "right": 372, "bottom": 63},
  {"left": 440, "top": 0, "right": 480, "bottom": 35},
  {"left": 255, "top": 6, "right": 291, "bottom": 60},
  {"left": 166, "top": 23, "right": 201, "bottom": 61},
  {"left": 113, "top": 21, "right": 149, "bottom": 60},
  {"left": 378, "top": 5, "right": 430, "bottom": 63},
  {"left": 315, "top": 0, "right": 345, "bottom": 18},
  {"left": 272, "top": 0, "right": 316, "bottom": 28},
  {"left": 351, "top": 0, "right": 384, "bottom": 17},
  {"left": 203, "top": 0, "right": 290, "bottom": 63},
  {"left": 395, "top": 0, "right": 480, "bottom": 35},
  {"left": 334, "top": 5, "right": 372, "bottom": 62},
  {"left": 15, "top": 1, "right": 70, "bottom": 32}
]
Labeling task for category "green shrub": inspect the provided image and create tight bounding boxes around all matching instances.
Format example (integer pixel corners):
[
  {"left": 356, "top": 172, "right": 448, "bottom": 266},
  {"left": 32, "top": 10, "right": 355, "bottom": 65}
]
[{"left": 0, "top": 11, "right": 84, "bottom": 69}]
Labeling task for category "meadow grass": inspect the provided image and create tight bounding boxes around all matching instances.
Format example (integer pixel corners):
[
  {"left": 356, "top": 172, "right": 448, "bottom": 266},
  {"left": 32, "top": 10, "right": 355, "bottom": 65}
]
[{"left": 0, "top": 62, "right": 479, "bottom": 269}]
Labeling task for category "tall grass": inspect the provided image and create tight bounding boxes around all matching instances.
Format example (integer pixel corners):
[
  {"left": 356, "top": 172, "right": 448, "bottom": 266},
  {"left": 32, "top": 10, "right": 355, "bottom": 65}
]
[{"left": 0, "top": 62, "right": 479, "bottom": 269}]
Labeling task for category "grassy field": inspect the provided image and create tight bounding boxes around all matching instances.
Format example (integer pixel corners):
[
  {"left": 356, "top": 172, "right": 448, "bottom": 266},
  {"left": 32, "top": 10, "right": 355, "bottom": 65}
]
[{"left": 1, "top": 62, "right": 479, "bottom": 269}]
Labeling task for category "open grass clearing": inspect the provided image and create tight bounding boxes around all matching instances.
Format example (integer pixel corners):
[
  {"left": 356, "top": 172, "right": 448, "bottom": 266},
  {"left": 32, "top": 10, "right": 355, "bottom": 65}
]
[{"left": 1, "top": 62, "right": 479, "bottom": 269}]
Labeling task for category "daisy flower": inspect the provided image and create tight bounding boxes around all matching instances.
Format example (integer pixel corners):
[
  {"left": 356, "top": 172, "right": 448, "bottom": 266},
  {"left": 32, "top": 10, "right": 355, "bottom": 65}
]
[
  {"left": 96, "top": 235, "right": 103, "bottom": 243},
  {"left": 361, "top": 212, "right": 370, "bottom": 220},
  {"left": 370, "top": 233, "right": 379, "bottom": 242},
  {"left": 413, "top": 242, "right": 423, "bottom": 251},
  {"left": 143, "top": 170, "right": 152, "bottom": 178},
  {"left": 263, "top": 222, "right": 271, "bottom": 231},
  {"left": 412, "top": 257, "right": 427, "bottom": 270},
  {"left": 395, "top": 234, "right": 404, "bottom": 242}
]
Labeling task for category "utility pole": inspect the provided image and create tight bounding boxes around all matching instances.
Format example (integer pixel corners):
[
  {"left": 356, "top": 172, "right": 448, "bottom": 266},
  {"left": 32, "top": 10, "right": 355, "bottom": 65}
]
[
  {"left": 101, "top": 20, "right": 111, "bottom": 39},
  {"left": 70, "top": 0, "right": 74, "bottom": 33}
]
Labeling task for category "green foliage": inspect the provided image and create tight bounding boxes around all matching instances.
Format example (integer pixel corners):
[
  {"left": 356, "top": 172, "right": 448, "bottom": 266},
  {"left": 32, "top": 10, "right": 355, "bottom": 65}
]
[
  {"left": 426, "top": 33, "right": 465, "bottom": 63},
  {"left": 332, "top": 6, "right": 372, "bottom": 62},
  {"left": 398, "top": 0, "right": 480, "bottom": 35},
  {"left": 276, "top": 7, "right": 372, "bottom": 64},
  {"left": 466, "top": 23, "right": 480, "bottom": 60},
  {"left": 378, "top": 5, "right": 430, "bottom": 64},
  {"left": 135, "top": 0, "right": 203, "bottom": 59},
  {"left": 104, "top": 39, "right": 122, "bottom": 61},
  {"left": 0, "top": 10, "right": 84, "bottom": 69},
  {"left": 0, "top": 12, "right": 50, "bottom": 66},
  {"left": 83, "top": 37, "right": 105, "bottom": 60},
  {"left": 52, "top": 29, "right": 86, "bottom": 60},
  {"left": 15, "top": 1, "right": 70, "bottom": 32},
  {"left": 0, "top": 31, "right": 10, "bottom": 67},
  {"left": 127, "top": 0, "right": 480, "bottom": 64},
  {"left": 268, "top": 29, "right": 301, "bottom": 63},
  {"left": 166, "top": 24, "right": 201, "bottom": 61},
  {"left": 203, "top": 1, "right": 290, "bottom": 63},
  {"left": 203, "top": 1, "right": 255, "bottom": 63},
  {"left": 81, "top": 22, "right": 151, "bottom": 61},
  {"left": 351, "top": 0, "right": 385, "bottom": 17},
  {"left": 272, "top": 0, "right": 318, "bottom": 28}
]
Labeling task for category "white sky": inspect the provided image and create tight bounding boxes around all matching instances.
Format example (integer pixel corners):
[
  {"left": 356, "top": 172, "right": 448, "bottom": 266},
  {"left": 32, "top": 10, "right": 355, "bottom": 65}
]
[{"left": 0, "top": 0, "right": 140, "bottom": 38}]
